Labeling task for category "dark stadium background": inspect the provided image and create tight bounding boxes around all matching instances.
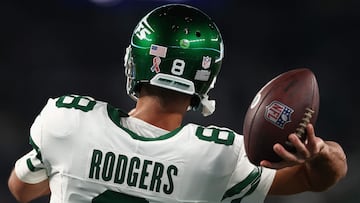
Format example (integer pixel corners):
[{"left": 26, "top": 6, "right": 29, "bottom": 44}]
[{"left": 1, "top": 0, "right": 358, "bottom": 202}]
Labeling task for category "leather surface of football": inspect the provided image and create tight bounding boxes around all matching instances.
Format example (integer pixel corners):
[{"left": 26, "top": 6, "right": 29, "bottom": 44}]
[{"left": 243, "top": 68, "right": 320, "bottom": 165}]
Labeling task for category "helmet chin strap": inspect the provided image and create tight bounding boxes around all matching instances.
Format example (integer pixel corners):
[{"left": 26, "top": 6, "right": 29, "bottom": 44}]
[
  {"left": 200, "top": 95, "right": 216, "bottom": 116},
  {"left": 200, "top": 76, "right": 217, "bottom": 116}
]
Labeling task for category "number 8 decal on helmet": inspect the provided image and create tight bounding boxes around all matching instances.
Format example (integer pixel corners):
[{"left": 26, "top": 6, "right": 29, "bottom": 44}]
[
  {"left": 171, "top": 59, "right": 185, "bottom": 76},
  {"left": 124, "top": 4, "right": 224, "bottom": 116}
]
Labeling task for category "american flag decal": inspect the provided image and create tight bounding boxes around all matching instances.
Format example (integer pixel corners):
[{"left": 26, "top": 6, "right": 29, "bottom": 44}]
[
  {"left": 149, "top": 44, "right": 167, "bottom": 58},
  {"left": 264, "top": 101, "right": 294, "bottom": 129}
]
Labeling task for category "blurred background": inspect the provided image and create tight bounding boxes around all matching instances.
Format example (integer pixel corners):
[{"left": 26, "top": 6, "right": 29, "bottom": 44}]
[{"left": 1, "top": 0, "right": 358, "bottom": 202}]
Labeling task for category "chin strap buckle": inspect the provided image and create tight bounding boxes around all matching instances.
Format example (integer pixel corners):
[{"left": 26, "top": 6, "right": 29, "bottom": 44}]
[{"left": 201, "top": 95, "right": 216, "bottom": 117}]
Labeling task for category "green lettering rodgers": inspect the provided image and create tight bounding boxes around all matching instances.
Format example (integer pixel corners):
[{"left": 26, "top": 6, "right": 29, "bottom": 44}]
[{"left": 89, "top": 149, "right": 178, "bottom": 195}]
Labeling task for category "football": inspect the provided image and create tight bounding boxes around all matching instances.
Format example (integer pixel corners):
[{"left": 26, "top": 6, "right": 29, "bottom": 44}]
[{"left": 243, "top": 68, "right": 320, "bottom": 165}]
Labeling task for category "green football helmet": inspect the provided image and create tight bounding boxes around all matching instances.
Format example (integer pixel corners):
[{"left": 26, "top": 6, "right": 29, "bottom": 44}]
[{"left": 124, "top": 4, "right": 224, "bottom": 116}]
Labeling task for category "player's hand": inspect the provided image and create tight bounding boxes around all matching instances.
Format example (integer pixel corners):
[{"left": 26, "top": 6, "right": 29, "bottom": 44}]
[{"left": 260, "top": 123, "right": 326, "bottom": 169}]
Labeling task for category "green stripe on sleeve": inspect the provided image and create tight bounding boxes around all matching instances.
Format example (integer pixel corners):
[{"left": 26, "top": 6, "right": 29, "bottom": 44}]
[
  {"left": 222, "top": 167, "right": 262, "bottom": 201},
  {"left": 26, "top": 158, "right": 36, "bottom": 172},
  {"left": 29, "top": 136, "right": 43, "bottom": 161}
]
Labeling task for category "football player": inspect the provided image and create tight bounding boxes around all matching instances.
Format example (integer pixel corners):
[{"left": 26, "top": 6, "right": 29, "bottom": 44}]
[{"left": 8, "top": 4, "right": 347, "bottom": 203}]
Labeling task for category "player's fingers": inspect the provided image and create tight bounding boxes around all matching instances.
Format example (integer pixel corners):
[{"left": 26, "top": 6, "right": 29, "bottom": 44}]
[
  {"left": 305, "top": 123, "right": 316, "bottom": 144},
  {"left": 273, "top": 143, "right": 302, "bottom": 163},
  {"left": 261, "top": 140, "right": 311, "bottom": 169},
  {"left": 305, "top": 123, "right": 325, "bottom": 155},
  {"left": 288, "top": 133, "right": 311, "bottom": 159},
  {"left": 260, "top": 160, "right": 289, "bottom": 169},
  {"left": 260, "top": 143, "right": 304, "bottom": 169}
]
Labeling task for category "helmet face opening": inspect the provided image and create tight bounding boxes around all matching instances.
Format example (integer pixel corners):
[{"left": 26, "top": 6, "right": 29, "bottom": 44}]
[{"left": 124, "top": 4, "right": 224, "bottom": 111}]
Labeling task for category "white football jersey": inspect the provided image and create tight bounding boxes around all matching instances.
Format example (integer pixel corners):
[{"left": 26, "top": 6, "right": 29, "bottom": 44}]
[{"left": 23, "top": 95, "right": 275, "bottom": 203}]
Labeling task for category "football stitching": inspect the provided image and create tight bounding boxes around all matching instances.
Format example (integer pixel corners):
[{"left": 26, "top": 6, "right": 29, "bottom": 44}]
[
  {"left": 295, "top": 107, "right": 315, "bottom": 138},
  {"left": 285, "top": 107, "right": 315, "bottom": 148}
]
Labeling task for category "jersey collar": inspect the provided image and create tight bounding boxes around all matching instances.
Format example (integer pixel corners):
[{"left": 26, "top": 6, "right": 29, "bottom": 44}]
[{"left": 106, "top": 104, "right": 182, "bottom": 141}]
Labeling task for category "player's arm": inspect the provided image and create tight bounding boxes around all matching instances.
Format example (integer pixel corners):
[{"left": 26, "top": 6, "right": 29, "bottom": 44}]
[
  {"left": 9, "top": 101, "right": 52, "bottom": 202},
  {"left": 8, "top": 148, "right": 50, "bottom": 202},
  {"left": 8, "top": 168, "right": 50, "bottom": 203},
  {"left": 261, "top": 124, "right": 348, "bottom": 195}
]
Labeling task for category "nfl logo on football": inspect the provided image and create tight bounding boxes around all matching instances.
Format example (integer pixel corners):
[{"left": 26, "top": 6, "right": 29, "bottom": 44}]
[{"left": 264, "top": 101, "right": 294, "bottom": 129}]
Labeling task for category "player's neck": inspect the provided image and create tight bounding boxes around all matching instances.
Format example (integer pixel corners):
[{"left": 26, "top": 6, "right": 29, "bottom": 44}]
[{"left": 129, "top": 95, "right": 188, "bottom": 131}]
